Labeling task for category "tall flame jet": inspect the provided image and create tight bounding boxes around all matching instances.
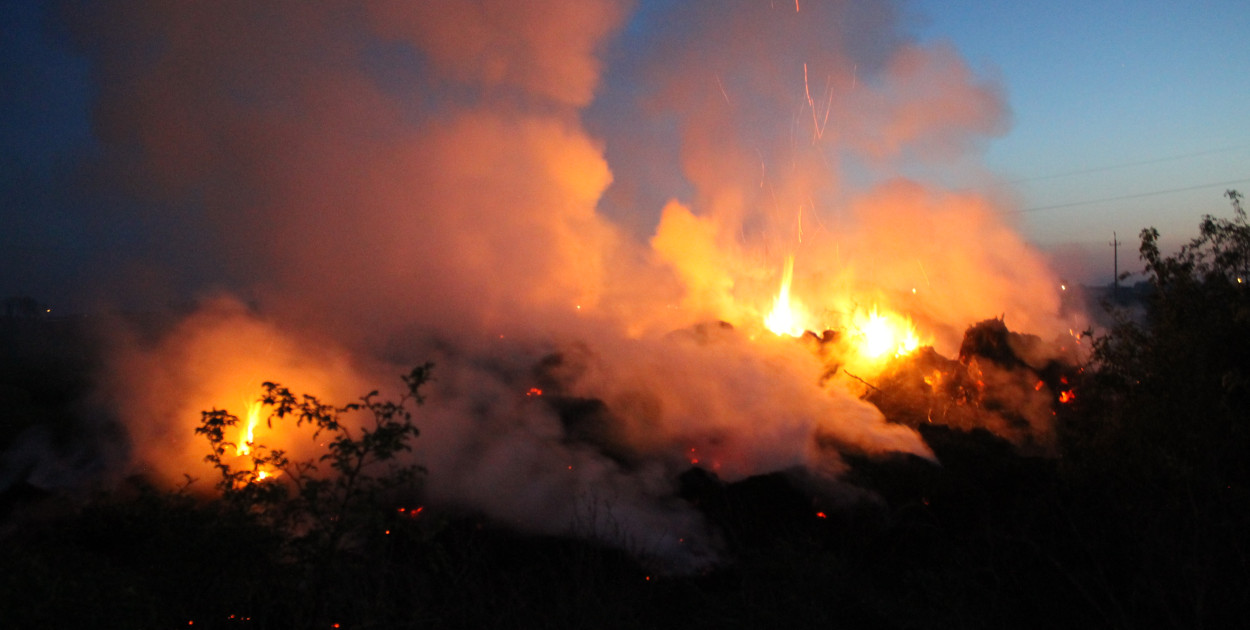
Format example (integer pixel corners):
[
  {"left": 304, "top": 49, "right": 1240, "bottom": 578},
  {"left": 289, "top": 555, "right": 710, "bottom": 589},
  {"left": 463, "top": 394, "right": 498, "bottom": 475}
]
[{"left": 765, "top": 256, "right": 806, "bottom": 337}]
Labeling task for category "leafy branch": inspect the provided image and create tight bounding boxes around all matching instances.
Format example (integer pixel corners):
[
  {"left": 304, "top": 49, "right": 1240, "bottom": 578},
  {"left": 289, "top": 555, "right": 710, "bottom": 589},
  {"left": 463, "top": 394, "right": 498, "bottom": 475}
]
[{"left": 194, "top": 363, "right": 432, "bottom": 554}]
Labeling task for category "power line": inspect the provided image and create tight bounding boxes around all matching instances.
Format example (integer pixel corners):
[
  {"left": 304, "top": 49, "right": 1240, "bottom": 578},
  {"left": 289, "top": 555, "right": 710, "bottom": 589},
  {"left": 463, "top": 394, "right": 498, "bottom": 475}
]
[
  {"left": 1008, "top": 143, "right": 1250, "bottom": 185},
  {"left": 1015, "top": 177, "right": 1250, "bottom": 214}
]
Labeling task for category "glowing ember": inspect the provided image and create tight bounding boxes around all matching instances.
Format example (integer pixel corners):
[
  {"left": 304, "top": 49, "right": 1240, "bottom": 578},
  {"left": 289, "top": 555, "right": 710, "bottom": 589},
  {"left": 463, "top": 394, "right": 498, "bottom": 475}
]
[
  {"left": 764, "top": 255, "right": 807, "bottom": 336},
  {"left": 1059, "top": 390, "right": 1076, "bottom": 404}
]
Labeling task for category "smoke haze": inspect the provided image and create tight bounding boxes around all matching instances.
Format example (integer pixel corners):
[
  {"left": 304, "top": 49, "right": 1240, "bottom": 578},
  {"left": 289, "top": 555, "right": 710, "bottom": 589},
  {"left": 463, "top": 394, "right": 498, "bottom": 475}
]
[{"left": 53, "top": 0, "right": 1082, "bottom": 567}]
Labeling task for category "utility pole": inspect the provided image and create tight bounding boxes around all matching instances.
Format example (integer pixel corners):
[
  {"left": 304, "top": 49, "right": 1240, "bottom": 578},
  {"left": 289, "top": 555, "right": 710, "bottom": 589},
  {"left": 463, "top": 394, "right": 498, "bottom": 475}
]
[{"left": 1110, "top": 231, "right": 1122, "bottom": 301}]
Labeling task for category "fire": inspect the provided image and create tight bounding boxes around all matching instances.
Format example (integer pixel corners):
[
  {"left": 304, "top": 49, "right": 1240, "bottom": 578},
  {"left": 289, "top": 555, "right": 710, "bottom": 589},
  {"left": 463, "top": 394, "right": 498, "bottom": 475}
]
[
  {"left": 764, "top": 255, "right": 808, "bottom": 337},
  {"left": 759, "top": 256, "right": 927, "bottom": 370},
  {"left": 236, "top": 400, "right": 263, "bottom": 456},
  {"left": 850, "top": 307, "right": 921, "bottom": 361},
  {"left": 234, "top": 397, "right": 280, "bottom": 483}
]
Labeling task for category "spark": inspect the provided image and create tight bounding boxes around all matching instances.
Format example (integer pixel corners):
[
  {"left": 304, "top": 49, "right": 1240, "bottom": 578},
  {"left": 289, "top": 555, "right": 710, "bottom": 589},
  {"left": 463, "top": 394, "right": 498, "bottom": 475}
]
[
  {"left": 797, "top": 204, "right": 803, "bottom": 243},
  {"left": 803, "top": 63, "right": 823, "bottom": 142},
  {"left": 820, "top": 82, "right": 834, "bottom": 133},
  {"left": 715, "top": 74, "right": 731, "bottom": 106},
  {"left": 916, "top": 260, "right": 931, "bottom": 287}
]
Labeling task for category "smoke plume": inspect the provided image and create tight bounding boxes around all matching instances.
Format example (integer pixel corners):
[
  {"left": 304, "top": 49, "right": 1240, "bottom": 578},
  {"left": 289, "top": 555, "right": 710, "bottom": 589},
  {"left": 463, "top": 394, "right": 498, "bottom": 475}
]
[{"left": 54, "top": 0, "right": 1082, "bottom": 568}]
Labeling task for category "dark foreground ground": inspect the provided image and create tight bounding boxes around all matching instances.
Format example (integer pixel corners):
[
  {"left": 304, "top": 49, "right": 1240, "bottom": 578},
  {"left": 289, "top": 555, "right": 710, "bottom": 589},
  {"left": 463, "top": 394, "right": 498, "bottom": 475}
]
[{"left": 1, "top": 312, "right": 1247, "bottom": 630}]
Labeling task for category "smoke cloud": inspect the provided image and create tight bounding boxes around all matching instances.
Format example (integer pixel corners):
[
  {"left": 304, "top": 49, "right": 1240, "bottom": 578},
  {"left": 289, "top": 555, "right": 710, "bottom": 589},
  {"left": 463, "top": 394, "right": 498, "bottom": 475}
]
[{"left": 53, "top": 0, "right": 1082, "bottom": 568}]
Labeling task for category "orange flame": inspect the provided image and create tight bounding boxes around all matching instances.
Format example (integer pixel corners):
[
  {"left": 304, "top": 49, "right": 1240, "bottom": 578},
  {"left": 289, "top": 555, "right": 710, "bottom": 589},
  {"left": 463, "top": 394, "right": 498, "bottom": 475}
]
[
  {"left": 758, "top": 257, "right": 927, "bottom": 375},
  {"left": 235, "top": 397, "right": 280, "bottom": 483},
  {"left": 850, "top": 306, "right": 921, "bottom": 362},
  {"left": 764, "top": 255, "right": 808, "bottom": 337},
  {"left": 236, "top": 400, "right": 263, "bottom": 456}
]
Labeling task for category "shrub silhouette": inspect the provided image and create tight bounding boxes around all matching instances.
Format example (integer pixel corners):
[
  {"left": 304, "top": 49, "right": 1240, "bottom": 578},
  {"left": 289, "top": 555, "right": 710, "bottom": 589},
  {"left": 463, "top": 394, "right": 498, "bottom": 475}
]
[{"left": 193, "top": 363, "right": 431, "bottom": 626}]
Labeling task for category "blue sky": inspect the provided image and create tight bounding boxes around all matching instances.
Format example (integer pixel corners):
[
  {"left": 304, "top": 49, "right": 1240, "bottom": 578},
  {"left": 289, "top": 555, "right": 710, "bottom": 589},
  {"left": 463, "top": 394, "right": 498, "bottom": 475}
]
[{"left": 909, "top": 0, "right": 1250, "bottom": 280}]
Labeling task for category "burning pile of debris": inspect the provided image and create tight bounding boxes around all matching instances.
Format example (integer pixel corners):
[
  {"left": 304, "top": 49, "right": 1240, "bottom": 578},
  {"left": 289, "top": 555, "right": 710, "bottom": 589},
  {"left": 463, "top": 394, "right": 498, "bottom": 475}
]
[
  {"left": 850, "top": 318, "right": 1082, "bottom": 452},
  {"left": 530, "top": 316, "right": 1082, "bottom": 481}
]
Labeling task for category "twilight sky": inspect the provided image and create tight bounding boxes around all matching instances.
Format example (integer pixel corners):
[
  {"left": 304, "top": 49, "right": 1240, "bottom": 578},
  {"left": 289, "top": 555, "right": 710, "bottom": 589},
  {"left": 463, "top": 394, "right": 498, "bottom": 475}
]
[
  {"left": 911, "top": 0, "right": 1250, "bottom": 281},
  {"left": 2, "top": 0, "right": 1248, "bottom": 312}
]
